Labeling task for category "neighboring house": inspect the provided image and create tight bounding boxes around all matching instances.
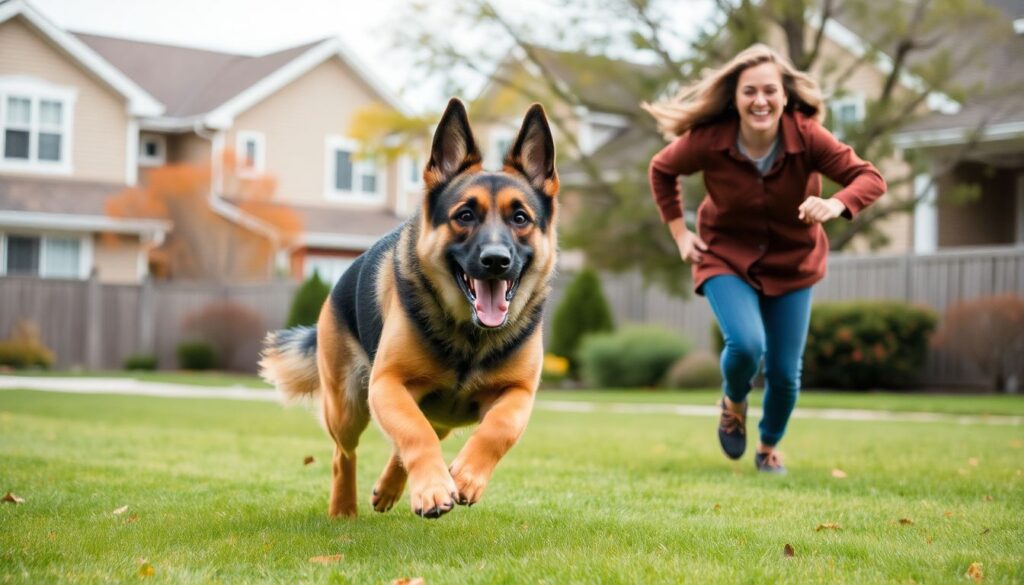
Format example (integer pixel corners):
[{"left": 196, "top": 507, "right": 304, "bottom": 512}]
[
  {"left": 891, "top": 0, "right": 1024, "bottom": 252},
  {"left": 474, "top": 2, "right": 1021, "bottom": 256},
  {"left": 0, "top": 0, "right": 421, "bottom": 284}
]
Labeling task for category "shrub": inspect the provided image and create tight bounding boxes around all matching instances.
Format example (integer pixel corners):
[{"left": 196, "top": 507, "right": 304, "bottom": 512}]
[
  {"left": 578, "top": 325, "right": 689, "bottom": 388},
  {"left": 932, "top": 294, "right": 1024, "bottom": 392},
  {"left": 176, "top": 341, "right": 217, "bottom": 370},
  {"left": 664, "top": 350, "right": 722, "bottom": 389},
  {"left": 287, "top": 270, "right": 331, "bottom": 328},
  {"left": 123, "top": 353, "right": 158, "bottom": 371},
  {"left": 181, "top": 301, "right": 265, "bottom": 371},
  {"left": 549, "top": 269, "right": 615, "bottom": 376},
  {"left": 0, "top": 320, "right": 54, "bottom": 369},
  {"left": 803, "top": 301, "right": 937, "bottom": 390}
]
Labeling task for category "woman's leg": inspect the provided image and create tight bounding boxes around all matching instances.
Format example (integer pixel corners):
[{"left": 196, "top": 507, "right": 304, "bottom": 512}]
[
  {"left": 758, "top": 286, "right": 813, "bottom": 448},
  {"left": 704, "top": 275, "right": 766, "bottom": 405}
]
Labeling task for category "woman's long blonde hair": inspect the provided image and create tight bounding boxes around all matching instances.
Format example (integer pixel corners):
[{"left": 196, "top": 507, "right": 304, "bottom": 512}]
[{"left": 642, "top": 44, "right": 824, "bottom": 139}]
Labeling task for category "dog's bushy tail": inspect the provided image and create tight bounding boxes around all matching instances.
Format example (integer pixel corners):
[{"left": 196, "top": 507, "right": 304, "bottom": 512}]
[{"left": 259, "top": 326, "right": 319, "bottom": 402}]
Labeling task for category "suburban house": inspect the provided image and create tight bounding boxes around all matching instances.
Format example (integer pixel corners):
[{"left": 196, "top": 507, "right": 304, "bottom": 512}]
[
  {"left": 0, "top": 0, "right": 421, "bottom": 285},
  {"left": 472, "top": 0, "right": 1023, "bottom": 256}
]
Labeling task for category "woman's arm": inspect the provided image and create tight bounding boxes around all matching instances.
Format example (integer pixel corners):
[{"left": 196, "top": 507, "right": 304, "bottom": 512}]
[
  {"left": 648, "top": 131, "right": 704, "bottom": 223},
  {"left": 806, "top": 123, "right": 887, "bottom": 219}
]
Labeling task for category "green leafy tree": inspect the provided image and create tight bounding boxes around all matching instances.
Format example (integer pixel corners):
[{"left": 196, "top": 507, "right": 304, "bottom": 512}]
[
  {"left": 287, "top": 270, "right": 331, "bottom": 328},
  {"left": 376, "top": 0, "right": 1013, "bottom": 296},
  {"left": 549, "top": 269, "right": 615, "bottom": 375}
]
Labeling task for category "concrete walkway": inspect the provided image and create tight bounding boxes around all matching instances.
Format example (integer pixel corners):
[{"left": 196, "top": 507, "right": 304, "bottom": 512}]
[{"left": 1, "top": 375, "right": 1020, "bottom": 426}]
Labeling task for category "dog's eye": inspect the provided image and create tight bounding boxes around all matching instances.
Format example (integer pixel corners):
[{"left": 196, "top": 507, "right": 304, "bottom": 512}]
[
  {"left": 512, "top": 211, "right": 531, "bottom": 227},
  {"left": 455, "top": 209, "right": 475, "bottom": 224}
]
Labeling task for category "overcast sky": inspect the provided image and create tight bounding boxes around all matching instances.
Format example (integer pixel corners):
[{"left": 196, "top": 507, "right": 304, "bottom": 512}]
[{"left": 30, "top": 0, "right": 711, "bottom": 113}]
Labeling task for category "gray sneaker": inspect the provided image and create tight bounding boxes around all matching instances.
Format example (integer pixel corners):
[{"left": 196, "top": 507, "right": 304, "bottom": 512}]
[
  {"left": 717, "top": 398, "right": 747, "bottom": 460},
  {"left": 754, "top": 450, "right": 787, "bottom": 474}
]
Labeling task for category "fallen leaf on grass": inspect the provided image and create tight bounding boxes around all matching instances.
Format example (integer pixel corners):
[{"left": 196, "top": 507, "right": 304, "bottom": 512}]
[
  {"left": 968, "top": 458, "right": 979, "bottom": 467},
  {"left": 303, "top": 456, "right": 315, "bottom": 466},
  {"left": 815, "top": 522, "right": 841, "bottom": 532},
  {"left": 943, "top": 511, "right": 954, "bottom": 518},
  {"left": 966, "top": 562, "right": 983, "bottom": 582},
  {"left": 713, "top": 504, "right": 721, "bottom": 512},
  {"left": 831, "top": 469, "right": 848, "bottom": 479},
  {"left": 926, "top": 536, "right": 933, "bottom": 545},
  {"left": 982, "top": 495, "right": 993, "bottom": 502},
  {"left": 391, "top": 579, "right": 425, "bottom": 585},
  {"left": 309, "top": 554, "right": 344, "bottom": 564},
  {"left": 2, "top": 492, "right": 24, "bottom": 504},
  {"left": 1010, "top": 440, "right": 1022, "bottom": 449},
  {"left": 980, "top": 528, "right": 991, "bottom": 535},
  {"left": 783, "top": 544, "right": 795, "bottom": 557},
  {"left": 113, "top": 505, "right": 129, "bottom": 515},
  {"left": 126, "top": 513, "right": 139, "bottom": 524},
  {"left": 138, "top": 559, "right": 155, "bottom": 578},
  {"left": 899, "top": 518, "right": 914, "bottom": 525}
]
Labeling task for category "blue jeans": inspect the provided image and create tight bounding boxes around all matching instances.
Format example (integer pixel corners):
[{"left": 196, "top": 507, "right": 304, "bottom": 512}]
[{"left": 703, "top": 275, "right": 812, "bottom": 446}]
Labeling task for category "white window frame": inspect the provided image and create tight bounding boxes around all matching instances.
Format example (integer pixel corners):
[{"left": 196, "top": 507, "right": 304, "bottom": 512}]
[
  {"left": 324, "top": 136, "right": 385, "bottom": 203},
  {"left": 138, "top": 133, "right": 167, "bottom": 167},
  {"left": 303, "top": 255, "right": 355, "bottom": 286},
  {"left": 0, "top": 76, "right": 76, "bottom": 175},
  {"left": 829, "top": 93, "right": 865, "bottom": 140},
  {"left": 0, "top": 231, "right": 92, "bottom": 279},
  {"left": 397, "top": 154, "right": 423, "bottom": 217},
  {"left": 485, "top": 126, "right": 516, "bottom": 170},
  {"left": 235, "top": 130, "right": 266, "bottom": 177}
]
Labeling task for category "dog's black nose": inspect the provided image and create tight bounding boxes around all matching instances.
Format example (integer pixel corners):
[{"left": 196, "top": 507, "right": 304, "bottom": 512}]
[{"left": 480, "top": 245, "right": 512, "bottom": 274}]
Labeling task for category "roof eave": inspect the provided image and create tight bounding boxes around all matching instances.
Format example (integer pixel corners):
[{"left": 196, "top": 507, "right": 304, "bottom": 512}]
[
  {"left": 0, "top": 0, "right": 165, "bottom": 117},
  {"left": 892, "top": 120, "right": 1024, "bottom": 149}
]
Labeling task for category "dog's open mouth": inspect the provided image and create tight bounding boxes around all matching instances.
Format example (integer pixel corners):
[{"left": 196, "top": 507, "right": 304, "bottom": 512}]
[{"left": 454, "top": 267, "right": 521, "bottom": 328}]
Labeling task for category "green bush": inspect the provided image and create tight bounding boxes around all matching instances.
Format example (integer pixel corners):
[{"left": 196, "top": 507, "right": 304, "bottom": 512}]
[
  {"left": 287, "top": 270, "right": 331, "bottom": 328},
  {"left": 0, "top": 340, "right": 53, "bottom": 369},
  {"left": 176, "top": 342, "right": 217, "bottom": 371},
  {"left": 123, "top": 353, "right": 158, "bottom": 371},
  {"left": 803, "top": 301, "right": 937, "bottom": 389},
  {"left": 664, "top": 350, "right": 722, "bottom": 389},
  {"left": 549, "top": 269, "right": 614, "bottom": 375},
  {"left": 579, "top": 325, "right": 689, "bottom": 388}
]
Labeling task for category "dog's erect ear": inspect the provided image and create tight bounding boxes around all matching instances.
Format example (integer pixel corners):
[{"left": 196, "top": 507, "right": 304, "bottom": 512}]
[
  {"left": 503, "top": 104, "right": 558, "bottom": 197},
  {"left": 424, "top": 98, "right": 482, "bottom": 191}
]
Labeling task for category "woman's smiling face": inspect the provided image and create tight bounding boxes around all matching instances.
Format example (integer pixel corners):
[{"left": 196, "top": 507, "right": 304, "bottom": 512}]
[{"left": 735, "top": 61, "right": 786, "bottom": 138}]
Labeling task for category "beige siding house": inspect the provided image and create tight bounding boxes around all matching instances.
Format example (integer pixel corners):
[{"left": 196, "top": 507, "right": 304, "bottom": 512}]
[{"left": 0, "top": 0, "right": 421, "bottom": 284}]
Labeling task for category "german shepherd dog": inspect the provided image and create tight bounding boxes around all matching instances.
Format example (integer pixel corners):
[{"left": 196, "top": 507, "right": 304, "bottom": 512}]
[{"left": 260, "top": 99, "right": 558, "bottom": 519}]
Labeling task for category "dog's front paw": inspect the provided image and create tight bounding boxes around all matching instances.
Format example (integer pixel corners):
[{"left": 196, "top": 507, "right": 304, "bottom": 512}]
[
  {"left": 449, "top": 458, "right": 494, "bottom": 506},
  {"left": 407, "top": 466, "right": 458, "bottom": 519}
]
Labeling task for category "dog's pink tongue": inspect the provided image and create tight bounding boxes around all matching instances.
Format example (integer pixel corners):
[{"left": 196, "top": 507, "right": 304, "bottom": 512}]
[{"left": 473, "top": 279, "right": 509, "bottom": 327}]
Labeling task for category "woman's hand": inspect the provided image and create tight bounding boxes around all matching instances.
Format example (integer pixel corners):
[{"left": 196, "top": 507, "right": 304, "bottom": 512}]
[
  {"left": 798, "top": 196, "right": 846, "bottom": 224},
  {"left": 668, "top": 218, "right": 707, "bottom": 264}
]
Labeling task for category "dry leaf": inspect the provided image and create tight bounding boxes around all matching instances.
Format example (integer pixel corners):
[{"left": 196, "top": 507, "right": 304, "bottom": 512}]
[
  {"left": 982, "top": 495, "right": 993, "bottom": 502},
  {"left": 943, "top": 511, "right": 954, "bottom": 518},
  {"left": 391, "top": 579, "right": 426, "bottom": 585},
  {"left": 980, "top": 528, "right": 991, "bottom": 535},
  {"left": 1010, "top": 440, "right": 1022, "bottom": 449},
  {"left": 138, "top": 559, "right": 155, "bottom": 578},
  {"left": 309, "top": 554, "right": 344, "bottom": 564},
  {"left": 815, "top": 522, "right": 841, "bottom": 532},
  {"left": 831, "top": 469, "right": 848, "bottom": 479},
  {"left": 899, "top": 518, "right": 914, "bottom": 525},
  {"left": 126, "top": 513, "right": 139, "bottom": 524},
  {"left": 713, "top": 504, "right": 721, "bottom": 512},
  {"left": 783, "top": 543, "right": 795, "bottom": 557},
  {"left": 966, "top": 562, "right": 983, "bottom": 582},
  {"left": 303, "top": 456, "right": 315, "bottom": 466},
  {"left": 926, "top": 536, "right": 933, "bottom": 545},
  {"left": 968, "top": 458, "right": 979, "bottom": 467},
  {"left": 2, "top": 492, "right": 25, "bottom": 504},
  {"left": 113, "top": 505, "right": 129, "bottom": 515}
]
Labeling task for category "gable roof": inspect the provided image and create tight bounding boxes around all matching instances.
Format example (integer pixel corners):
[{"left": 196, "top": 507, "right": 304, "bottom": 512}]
[
  {"left": 73, "top": 33, "right": 410, "bottom": 129},
  {"left": 0, "top": 0, "right": 163, "bottom": 116}
]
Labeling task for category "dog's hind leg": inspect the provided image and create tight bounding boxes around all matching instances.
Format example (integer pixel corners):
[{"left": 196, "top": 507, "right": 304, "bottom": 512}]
[
  {"left": 318, "top": 315, "right": 370, "bottom": 518},
  {"left": 372, "top": 428, "right": 451, "bottom": 513}
]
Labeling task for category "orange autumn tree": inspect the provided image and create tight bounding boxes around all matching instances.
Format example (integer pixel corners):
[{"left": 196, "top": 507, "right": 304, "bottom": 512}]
[{"left": 106, "top": 150, "right": 301, "bottom": 281}]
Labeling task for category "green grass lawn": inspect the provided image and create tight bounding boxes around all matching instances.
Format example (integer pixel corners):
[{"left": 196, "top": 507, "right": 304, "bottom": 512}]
[
  {"left": 1, "top": 387, "right": 1021, "bottom": 584},
  {"left": 1, "top": 370, "right": 272, "bottom": 389}
]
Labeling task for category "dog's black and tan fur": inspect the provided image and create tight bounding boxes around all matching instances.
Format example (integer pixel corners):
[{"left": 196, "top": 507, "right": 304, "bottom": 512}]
[{"left": 260, "top": 99, "right": 558, "bottom": 519}]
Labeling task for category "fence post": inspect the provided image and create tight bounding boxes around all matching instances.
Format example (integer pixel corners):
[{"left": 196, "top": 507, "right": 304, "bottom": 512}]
[
  {"left": 902, "top": 252, "right": 913, "bottom": 303},
  {"left": 84, "top": 269, "right": 103, "bottom": 369},
  {"left": 138, "top": 276, "right": 156, "bottom": 356}
]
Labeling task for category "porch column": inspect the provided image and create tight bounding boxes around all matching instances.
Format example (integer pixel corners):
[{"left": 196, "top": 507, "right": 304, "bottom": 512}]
[{"left": 913, "top": 168, "right": 938, "bottom": 253}]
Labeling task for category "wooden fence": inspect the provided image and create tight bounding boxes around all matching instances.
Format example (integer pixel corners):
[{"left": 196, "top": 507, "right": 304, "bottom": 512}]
[{"left": 1, "top": 246, "right": 1022, "bottom": 386}]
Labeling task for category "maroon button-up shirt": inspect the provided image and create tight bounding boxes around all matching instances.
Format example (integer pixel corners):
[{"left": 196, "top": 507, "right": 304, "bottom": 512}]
[{"left": 649, "top": 112, "right": 886, "bottom": 296}]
